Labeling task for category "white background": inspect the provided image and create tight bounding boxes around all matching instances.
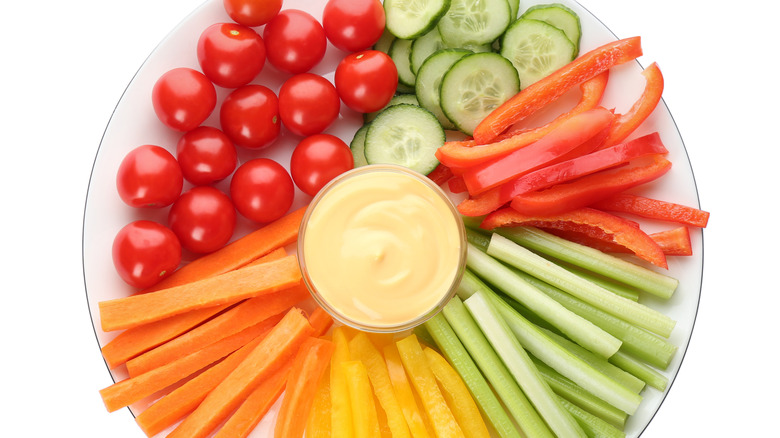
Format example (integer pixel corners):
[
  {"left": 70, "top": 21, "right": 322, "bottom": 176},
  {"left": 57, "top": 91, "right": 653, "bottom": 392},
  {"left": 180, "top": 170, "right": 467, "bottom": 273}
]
[{"left": 1, "top": 0, "right": 776, "bottom": 436}]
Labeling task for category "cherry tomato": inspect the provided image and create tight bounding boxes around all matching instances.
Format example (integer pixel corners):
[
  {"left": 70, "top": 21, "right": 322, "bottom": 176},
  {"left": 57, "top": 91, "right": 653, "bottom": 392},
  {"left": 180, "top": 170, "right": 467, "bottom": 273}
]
[
  {"left": 278, "top": 74, "right": 340, "bottom": 137},
  {"left": 335, "top": 50, "right": 398, "bottom": 113},
  {"left": 323, "top": 0, "right": 386, "bottom": 52},
  {"left": 197, "top": 22, "right": 266, "bottom": 89},
  {"left": 263, "top": 10, "right": 327, "bottom": 74},
  {"left": 176, "top": 126, "right": 237, "bottom": 186},
  {"left": 220, "top": 84, "right": 280, "bottom": 149},
  {"left": 230, "top": 158, "right": 294, "bottom": 223},
  {"left": 168, "top": 186, "right": 237, "bottom": 254},
  {"left": 290, "top": 134, "right": 354, "bottom": 196},
  {"left": 223, "top": 0, "right": 282, "bottom": 27},
  {"left": 116, "top": 145, "right": 183, "bottom": 208},
  {"left": 152, "top": 68, "right": 217, "bottom": 132},
  {"left": 113, "top": 220, "right": 182, "bottom": 289}
]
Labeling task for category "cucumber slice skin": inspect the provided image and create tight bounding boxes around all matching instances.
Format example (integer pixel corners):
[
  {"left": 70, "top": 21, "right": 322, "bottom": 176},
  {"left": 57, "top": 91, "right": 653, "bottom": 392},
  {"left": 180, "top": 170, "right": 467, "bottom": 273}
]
[
  {"left": 364, "top": 93, "right": 420, "bottom": 123},
  {"left": 500, "top": 18, "right": 577, "bottom": 89},
  {"left": 520, "top": 3, "right": 582, "bottom": 51},
  {"left": 384, "top": 0, "right": 452, "bottom": 40},
  {"left": 364, "top": 104, "right": 445, "bottom": 175},
  {"left": 437, "top": 0, "right": 511, "bottom": 47},
  {"left": 440, "top": 52, "right": 520, "bottom": 135},
  {"left": 389, "top": 37, "right": 417, "bottom": 87},
  {"left": 415, "top": 48, "right": 471, "bottom": 130},
  {"left": 350, "top": 123, "right": 370, "bottom": 167}
]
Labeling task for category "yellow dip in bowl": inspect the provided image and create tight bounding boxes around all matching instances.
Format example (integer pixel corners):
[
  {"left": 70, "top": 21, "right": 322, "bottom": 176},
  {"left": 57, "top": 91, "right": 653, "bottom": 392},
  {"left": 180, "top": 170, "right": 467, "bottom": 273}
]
[{"left": 298, "top": 164, "right": 466, "bottom": 332}]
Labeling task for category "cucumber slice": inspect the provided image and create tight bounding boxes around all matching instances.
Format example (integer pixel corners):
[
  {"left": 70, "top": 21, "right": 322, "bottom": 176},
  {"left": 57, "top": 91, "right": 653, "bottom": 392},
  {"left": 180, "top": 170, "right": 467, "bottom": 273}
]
[
  {"left": 384, "top": 0, "right": 452, "bottom": 40},
  {"left": 440, "top": 52, "right": 520, "bottom": 135},
  {"left": 501, "top": 18, "right": 577, "bottom": 89},
  {"left": 415, "top": 48, "right": 471, "bottom": 130},
  {"left": 437, "top": 0, "right": 511, "bottom": 47},
  {"left": 389, "top": 37, "right": 416, "bottom": 87},
  {"left": 364, "top": 104, "right": 445, "bottom": 174},
  {"left": 410, "top": 28, "right": 446, "bottom": 74},
  {"left": 350, "top": 124, "right": 370, "bottom": 167},
  {"left": 507, "top": 0, "right": 520, "bottom": 19},
  {"left": 364, "top": 93, "right": 419, "bottom": 123},
  {"left": 521, "top": 3, "right": 582, "bottom": 52},
  {"left": 373, "top": 28, "right": 396, "bottom": 54}
]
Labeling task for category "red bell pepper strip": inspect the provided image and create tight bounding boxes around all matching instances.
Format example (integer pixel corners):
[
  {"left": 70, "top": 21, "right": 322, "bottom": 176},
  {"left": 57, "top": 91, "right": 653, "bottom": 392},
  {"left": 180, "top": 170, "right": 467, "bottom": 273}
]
[
  {"left": 472, "top": 37, "right": 643, "bottom": 144},
  {"left": 543, "top": 225, "right": 693, "bottom": 257},
  {"left": 457, "top": 132, "right": 668, "bottom": 217},
  {"left": 602, "top": 62, "right": 664, "bottom": 148},
  {"left": 462, "top": 107, "right": 615, "bottom": 195},
  {"left": 435, "top": 71, "right": 610, "bottom": 169},
  {"left": 591, "top": 192, "right": 709, "bottom": 227},
  {"left": 509, "top": 154, "right": 672, "bottom": 216},
  {"left": 426, "top": 163, "right": 454, "bottom": 186},
  {"left": 480, "top": 207, "right": 668, "bottom": 268},
  {"left": 448, "top": 176, "right": 468, "bottom": 194}
]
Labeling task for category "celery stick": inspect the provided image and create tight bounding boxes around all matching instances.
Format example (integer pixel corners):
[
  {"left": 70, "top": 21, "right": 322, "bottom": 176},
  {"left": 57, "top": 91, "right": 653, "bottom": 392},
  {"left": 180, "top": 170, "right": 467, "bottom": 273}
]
[
  {"left": 467, "top": 242, "right": 622, "bottom": 358},
  {"left": 609, "top": 352, "right": 669, "bottom": 391},
  {"left": 539, "top": 328, "right": 646, "bottom": 394},
  {"left": 558, "top": 397, "right": 627, "bottom": 438},
  {"left": 532, "top": 357, "right": 627, "bottom": 428},
  {"left": 424, "top": 314, "right": 523, "bottom": 438},
  {"left": 555, "top": 260, "right": 641, "bottom": 301},
  {"left": 466, "top": 228, "right": 491, "bottom": 253},
  {"left": 443, "top": 297, "right": 555, "bottom": 438},
  {"left": 488, "top": 291, "right": 643, "bottom": 416},
  {"left": 488, "top": 233, "right": 676, "bottom": 338},
  {"left": 514, "top": 269, "right": 677, "bottom": 369},
  {"left": 465, "top": 291, "right": 587, "bottom": 438},
  {"left": 457, "top": 269, "right": 488, "bottom": 300},
  {"left": 461, "top": 215, "right": 486, "bottom": 230},
  {"left": 496, "top": 226, "right": 678, "bottom": 299}
]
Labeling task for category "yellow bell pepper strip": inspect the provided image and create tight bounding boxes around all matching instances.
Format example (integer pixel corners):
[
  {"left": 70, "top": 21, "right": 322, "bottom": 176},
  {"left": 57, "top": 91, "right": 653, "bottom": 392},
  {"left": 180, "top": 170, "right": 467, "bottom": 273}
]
[
  {"left": 423, "top": 347, "right": 490, "bottom": 438},
  {"left": 349, "top": 332, "right": 413, "bottom": 438},
  {"left": 473, "top": 36, "right": 643, "bottom": 144},
  {"left": 383, "top": 344, "right": 433, "bottom": 438},
  {"left": 343, "top": 361, "right": 382, "bottom": 438},
  {"left": 602, "top": 62, "right": 664, "bottom": 147},
  {"left": 330, "top": 326, "right": 355, "bottom": 438},
  {"left": 305, "top": 364, "right": 332, "bottom": 438},
  {"left": 396, "top": 335, "right": 466, "bottom": 438}
]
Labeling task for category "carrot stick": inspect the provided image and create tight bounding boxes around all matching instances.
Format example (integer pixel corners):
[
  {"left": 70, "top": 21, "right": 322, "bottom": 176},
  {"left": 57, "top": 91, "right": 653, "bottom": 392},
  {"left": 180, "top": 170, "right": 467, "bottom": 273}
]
[
  {"left": 140, "top": 206, "right": 305, "bottom": 294},
  {"left": 99, "top": 255, "right": 301, "bottom": 331},
  {"left": 125, "top": 283, "right": 309, "bottom": 377},
  {"left": 308, "top": 306, "right": 334, "bottom": 337},
  {"left": 274, "top": 337, "right": 336, "bottom": 438},
  {"left": 167, "top": 308, "right": 314, "bottom": 438},
  {"left": 99, "top": 314, "right": 281, "bottom": 413},
  {"left": 135, "top": 334, "right": 266, "bottom": 437},
  {"left": 100, "top": 248, "right": 288, "bottom": 369},
  {"left": 214, "top": 361, "right": 293, "bottom": 438}
]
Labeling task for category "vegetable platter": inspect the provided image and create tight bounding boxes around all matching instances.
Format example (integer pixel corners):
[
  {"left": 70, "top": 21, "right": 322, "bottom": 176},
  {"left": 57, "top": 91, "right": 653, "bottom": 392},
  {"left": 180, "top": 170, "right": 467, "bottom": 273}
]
[{"left": 83, "top": 0, "right": 705, "bottom": 436}]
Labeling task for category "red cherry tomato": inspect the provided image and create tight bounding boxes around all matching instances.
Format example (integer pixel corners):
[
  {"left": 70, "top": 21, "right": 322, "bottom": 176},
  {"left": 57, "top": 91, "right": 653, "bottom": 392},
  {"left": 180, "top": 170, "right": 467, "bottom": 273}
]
[
  {"left": 278, "top": 73, "right": 340, "bottom": 137},
  {"left": 197, "top": 22, "right": 266, "bottom": 89},
  {"left": 335, "top": 50, "right": 398, "bottom": 113},
  {"left": 323, "top": 0, "right": 386, "bottom": 52},
  {"left": 176, "top": 126, "right": 237, "bottom": 186},
  {"left": 113, "top": 220, "right": 182, "bottom": 289},
  {"left": 168, "top": 186, "right": 237, "bottom": 254},
  {"left": 220, "top": 84, "right": 281, "bottom": 149},
  {"left": 263, "top": 10, "right": 327, "bottom": 74},
  {"left": 290, "top": 134, "right": 354, "bottom": 196},
  {"left": 223, "top": 0, "right": 282, "bottom": 27},
  {"left": 116, "top": 145, "right": 183, "bottom": 208},
  {"left": 152, "top": 68, "right": 217, "bottom": 132},
  {"left": 230, "top": 158, "right": 294, "bottom": 223}
]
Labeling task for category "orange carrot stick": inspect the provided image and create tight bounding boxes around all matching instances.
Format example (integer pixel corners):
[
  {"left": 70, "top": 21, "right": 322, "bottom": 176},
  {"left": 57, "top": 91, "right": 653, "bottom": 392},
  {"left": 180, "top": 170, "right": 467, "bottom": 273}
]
[
  {"left": 125, "top": 283, "right": 309, "bottom": 377},
  {"left": 167, "top": 308, "right": 315, "bottom": 438},
  {"left": 99, "top": 314, "right": 281, "bottom": 413},
  {"left": 135, "top": 335, "right": 266, "bottom": 437},
  {"left": 214, "top": 361, "right": 294, "bottom": 438},
  {"left": 274, "top": 337, "right": 336, "bottom": 438},
  {"left": 99, "top": 255, "right": 301, "bottom": 332},
  {"left": 140, "top": 206, "right": 306, "bottom": 294},
  {"left": 308, "top": 306, "right": 334, "bottom": 337},
  {"left": 101, "top": 248, "right": 288, "bottom": 369}
]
